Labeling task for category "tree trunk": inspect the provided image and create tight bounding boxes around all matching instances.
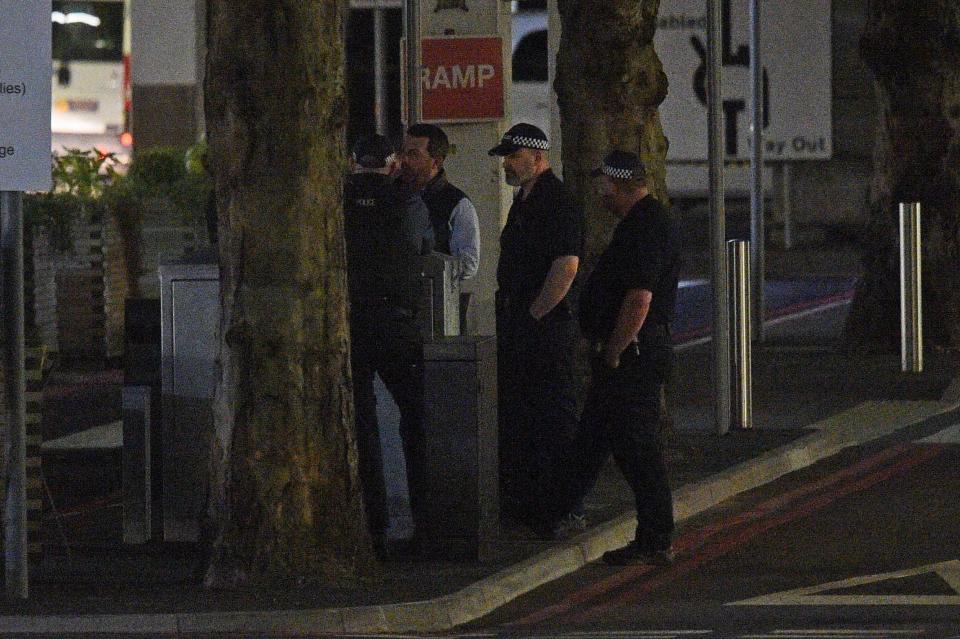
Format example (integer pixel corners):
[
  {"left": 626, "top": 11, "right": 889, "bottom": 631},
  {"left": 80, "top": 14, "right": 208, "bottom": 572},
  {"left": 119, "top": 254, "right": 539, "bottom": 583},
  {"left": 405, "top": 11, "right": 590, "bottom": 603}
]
[
  {"left": 847, "top": 1, "right": 960, "bottom": 348},
  {"left": 204, "top": 0, "right": 373, "bottom": 586},
  {"left": 555, "top": 0, "right": 669, "bottom": 264},
  {"left": 555, "top": 0, "right": 673, "bottom": 430}
]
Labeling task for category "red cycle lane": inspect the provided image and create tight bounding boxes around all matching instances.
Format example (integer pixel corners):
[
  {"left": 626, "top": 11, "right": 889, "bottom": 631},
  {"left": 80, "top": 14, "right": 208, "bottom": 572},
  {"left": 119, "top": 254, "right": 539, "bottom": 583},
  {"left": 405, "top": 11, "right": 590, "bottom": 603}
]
[{"left": 506, "top": 441, "right": 946, "bottom": 630}]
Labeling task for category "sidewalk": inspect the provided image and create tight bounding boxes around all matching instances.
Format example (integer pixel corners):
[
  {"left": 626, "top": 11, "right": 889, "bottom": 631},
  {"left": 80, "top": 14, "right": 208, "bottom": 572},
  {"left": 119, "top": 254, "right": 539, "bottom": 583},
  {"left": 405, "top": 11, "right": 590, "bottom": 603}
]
[{"left": 6, "top": 246, "right": 960, "bottom": 634}]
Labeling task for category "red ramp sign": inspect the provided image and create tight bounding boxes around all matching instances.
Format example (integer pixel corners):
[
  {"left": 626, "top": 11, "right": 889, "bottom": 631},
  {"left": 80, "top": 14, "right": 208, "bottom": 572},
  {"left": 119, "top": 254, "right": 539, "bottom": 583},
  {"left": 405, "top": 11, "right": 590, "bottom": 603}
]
[{"left": 419, "top": 36, "right": 504, "bottom": 123}]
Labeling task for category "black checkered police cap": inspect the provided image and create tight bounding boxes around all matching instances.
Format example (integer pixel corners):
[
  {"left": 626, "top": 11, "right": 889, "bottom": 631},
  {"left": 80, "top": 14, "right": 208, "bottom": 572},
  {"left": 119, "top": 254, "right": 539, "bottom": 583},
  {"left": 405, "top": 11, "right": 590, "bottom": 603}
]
[
  {"left": 352, "top": 134, "right": 395, "bottom": 169},
  {"left": 590, "top": 150, "right": 646, "bottom": 181},
  {"left": 488, "top": 123, "right": 550, "bottom": 156}
]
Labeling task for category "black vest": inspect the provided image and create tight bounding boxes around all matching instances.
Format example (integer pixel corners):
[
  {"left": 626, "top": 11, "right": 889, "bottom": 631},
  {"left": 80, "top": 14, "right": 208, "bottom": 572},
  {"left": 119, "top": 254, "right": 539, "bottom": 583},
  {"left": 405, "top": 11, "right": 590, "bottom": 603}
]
[
  {"left": 421, "top": 170, "right": 466, "bottom": 255},
  {"left": 343, "top": 173, "right": 423, "bottom": 310}
]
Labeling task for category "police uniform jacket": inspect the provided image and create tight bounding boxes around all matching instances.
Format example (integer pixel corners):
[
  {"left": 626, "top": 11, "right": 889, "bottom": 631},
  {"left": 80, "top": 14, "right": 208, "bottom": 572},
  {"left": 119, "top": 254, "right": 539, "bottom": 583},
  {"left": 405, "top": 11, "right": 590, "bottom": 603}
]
[
  {"left": 579, "top": 194, "right": 680, "bottom": 343},
  {"left": 343, "top": 173, "right": 433, "bottom": 312},
  {"left": 497, "top": 169, "right": 584, "bottom": 312}
]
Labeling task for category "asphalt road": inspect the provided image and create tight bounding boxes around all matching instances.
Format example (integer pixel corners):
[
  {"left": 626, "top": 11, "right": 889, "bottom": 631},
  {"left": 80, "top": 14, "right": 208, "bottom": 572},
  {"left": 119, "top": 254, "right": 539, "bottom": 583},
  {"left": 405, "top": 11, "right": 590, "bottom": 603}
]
[
  {"left": 32, "top": 411, "right": 958, "bottom": 639},
  {"left": 461, "top": 407, "right": 960, "bottom": 639}
]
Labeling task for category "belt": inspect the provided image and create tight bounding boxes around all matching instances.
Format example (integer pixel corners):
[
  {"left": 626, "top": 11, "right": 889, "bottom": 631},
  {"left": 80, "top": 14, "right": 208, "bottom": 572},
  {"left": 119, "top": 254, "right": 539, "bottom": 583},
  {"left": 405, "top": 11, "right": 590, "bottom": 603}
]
[
  {"left": 638, "top": 323, "right": 670, "bottom": 340},
  {"left": 591, "top": 323, "right": 670, "bottom": 354}
]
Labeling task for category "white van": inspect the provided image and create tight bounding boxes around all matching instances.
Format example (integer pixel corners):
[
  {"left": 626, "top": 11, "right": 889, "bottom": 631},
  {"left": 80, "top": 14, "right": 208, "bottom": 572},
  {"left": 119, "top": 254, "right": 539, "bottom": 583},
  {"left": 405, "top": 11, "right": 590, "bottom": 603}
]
[{"left": 510, "top": 8, "right": 549, "bottom": 133}]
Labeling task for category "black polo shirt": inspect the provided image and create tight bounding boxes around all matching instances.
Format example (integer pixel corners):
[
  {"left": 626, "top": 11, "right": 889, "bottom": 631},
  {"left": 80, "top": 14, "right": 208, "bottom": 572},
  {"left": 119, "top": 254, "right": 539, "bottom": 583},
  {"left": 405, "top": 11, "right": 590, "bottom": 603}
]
[
  {"left": 579, "top": 194, "right": 680, "bottom": 342},
  {"left": 497, "top": 169, "right": 584, "bottom": 306}
]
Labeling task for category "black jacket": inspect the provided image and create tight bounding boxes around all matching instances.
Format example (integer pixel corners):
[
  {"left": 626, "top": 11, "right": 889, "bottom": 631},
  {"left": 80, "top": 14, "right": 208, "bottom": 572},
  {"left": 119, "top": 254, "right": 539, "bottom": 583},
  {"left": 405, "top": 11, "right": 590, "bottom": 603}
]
[{"left": 343, "top": 173, "right": 433, "bottom": 311}]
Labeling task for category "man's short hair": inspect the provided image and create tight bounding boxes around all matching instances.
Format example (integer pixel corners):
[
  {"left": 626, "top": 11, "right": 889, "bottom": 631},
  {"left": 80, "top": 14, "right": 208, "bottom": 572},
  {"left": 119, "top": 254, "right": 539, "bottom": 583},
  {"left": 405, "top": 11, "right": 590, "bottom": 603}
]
[
  {"left": 352, "top": 134, "right": 395, "bottom": 169},
  {"left": 406, "top": 123, "right": 450, "bottom": 160}
]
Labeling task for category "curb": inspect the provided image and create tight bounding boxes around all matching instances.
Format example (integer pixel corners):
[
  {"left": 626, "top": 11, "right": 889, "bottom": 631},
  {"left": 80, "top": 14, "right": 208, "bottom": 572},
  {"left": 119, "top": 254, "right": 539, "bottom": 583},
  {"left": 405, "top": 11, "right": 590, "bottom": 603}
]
[{"left": 2, "top": 394, "right": 958, "bottom": 635}]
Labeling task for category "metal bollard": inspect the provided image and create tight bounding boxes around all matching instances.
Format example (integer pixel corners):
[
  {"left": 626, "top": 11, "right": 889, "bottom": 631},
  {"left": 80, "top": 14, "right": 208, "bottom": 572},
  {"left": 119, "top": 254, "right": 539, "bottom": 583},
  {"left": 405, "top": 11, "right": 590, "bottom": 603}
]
[
  {"left": 728, "top": 240, "right": 753, "bottom": 430},
  {"left": 899, "top": 202, "right": 923, "bottom": 373}
]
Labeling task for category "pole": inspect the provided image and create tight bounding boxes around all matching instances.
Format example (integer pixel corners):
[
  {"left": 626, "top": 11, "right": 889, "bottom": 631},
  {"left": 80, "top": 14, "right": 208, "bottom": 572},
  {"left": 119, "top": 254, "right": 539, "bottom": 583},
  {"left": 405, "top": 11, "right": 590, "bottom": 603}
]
[
  {"left": 749, "top": 0, "right": 764, "bottom": 342},
  {"left": 728, "top": 240, "right": 753, "bottom": 430},
  {"left": 373, "top": 3, "right": 388, "bottom": 135},
  {"left": 1, "top": 191, "right": 28, "bottom": 599},
  {"left": 782, "top": 163, "right": 793, "bottom": 250},
  {"left": 899, "top": 202, "right": 923, "bottom": 373},
  {"left": 404, "top": 0, "right": 420, "bottom": 126},
  {"left": 707, "top": 0, "right": 731, "bottom": 435}
]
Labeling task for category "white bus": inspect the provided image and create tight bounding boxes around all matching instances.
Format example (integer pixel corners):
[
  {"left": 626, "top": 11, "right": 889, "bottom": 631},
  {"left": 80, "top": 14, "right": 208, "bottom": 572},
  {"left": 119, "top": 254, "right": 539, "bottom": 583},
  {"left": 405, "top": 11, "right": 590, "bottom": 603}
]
[{"left": 51, "top": 0, "right": 132, "bottom": 159}]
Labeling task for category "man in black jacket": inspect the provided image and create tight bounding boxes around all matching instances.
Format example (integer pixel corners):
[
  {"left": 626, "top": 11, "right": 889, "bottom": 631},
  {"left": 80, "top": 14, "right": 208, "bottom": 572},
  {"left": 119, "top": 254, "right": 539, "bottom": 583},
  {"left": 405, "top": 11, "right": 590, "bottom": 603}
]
[
  {"left": 548, "top": 150, "right": 680, "bottom": 566},
  {"left": 488, "top": 123, "right": 583, "bottom": 531},
  {"left": 343, "top": 134, "right": 433, "bottom": 556}
]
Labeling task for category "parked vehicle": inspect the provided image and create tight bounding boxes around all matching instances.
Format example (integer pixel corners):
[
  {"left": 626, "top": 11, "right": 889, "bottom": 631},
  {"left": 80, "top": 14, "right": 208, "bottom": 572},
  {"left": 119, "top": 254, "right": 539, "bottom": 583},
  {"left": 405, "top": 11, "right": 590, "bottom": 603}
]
[{"left": 51, "top": 0, "right": 132, "bottom": 160}]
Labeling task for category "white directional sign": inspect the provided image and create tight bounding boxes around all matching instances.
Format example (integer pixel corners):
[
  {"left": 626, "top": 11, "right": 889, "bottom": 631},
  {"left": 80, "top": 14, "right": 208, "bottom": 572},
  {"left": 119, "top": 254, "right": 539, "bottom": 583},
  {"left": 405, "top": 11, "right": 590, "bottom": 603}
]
[
  {"left": 654, "top": 0, "right": 832, "bottom": 161},
  {"left": 0, "top": 0, "right": 52, "bottom": 191},
  {"left": 727, "top": 560, "right": 960, "bottom": 606}
]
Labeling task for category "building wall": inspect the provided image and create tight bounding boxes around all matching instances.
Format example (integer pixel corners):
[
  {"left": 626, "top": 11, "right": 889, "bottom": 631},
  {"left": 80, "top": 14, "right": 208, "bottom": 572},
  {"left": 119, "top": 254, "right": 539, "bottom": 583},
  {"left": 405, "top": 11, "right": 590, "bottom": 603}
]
[
  {"left": 786, "top": 0, "right": 877, "bottom": 227},
  {"left": 130, "top": 0, "right": 205, "bottom": 150}
]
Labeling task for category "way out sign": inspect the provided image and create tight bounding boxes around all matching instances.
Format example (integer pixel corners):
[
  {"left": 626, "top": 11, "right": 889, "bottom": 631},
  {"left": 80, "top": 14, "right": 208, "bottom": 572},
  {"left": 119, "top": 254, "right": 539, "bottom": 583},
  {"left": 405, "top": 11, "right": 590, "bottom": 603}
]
[{"left": 419, "top": 36, "right": 504, "bottom": 123}]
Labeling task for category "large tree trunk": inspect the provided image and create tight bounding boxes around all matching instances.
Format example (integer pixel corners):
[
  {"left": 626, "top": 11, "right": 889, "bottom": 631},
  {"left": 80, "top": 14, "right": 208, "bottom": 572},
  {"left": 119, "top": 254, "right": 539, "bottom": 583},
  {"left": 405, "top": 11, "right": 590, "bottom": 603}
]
[
  {"left": 204, "top": 0, "right": 373, "bottom": 586},
  {"left": 555, "top": 1, "right": 673, "bottom": 429},
  {"left": 847, "top": 1, "right": 960, "bottom": 348},
  {"left": 555, "top": 0, "right": 669, "bottom": 263}
]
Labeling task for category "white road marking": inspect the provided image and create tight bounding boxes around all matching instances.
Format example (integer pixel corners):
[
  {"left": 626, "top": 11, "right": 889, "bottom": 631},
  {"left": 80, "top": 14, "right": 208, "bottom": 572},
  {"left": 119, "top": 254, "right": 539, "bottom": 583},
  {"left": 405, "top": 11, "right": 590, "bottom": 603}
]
[
  {"left": 727, "top": 559, "right": 960, "bottom": 606},
  {"left": 525, "top": 630, "right": 713, "bottom": 639},
  {"left": 738, "top": 631, "right": 922, "bottom": 639},
  {"left": 917, "top": 423, "right": 960, "bottom": 444}
]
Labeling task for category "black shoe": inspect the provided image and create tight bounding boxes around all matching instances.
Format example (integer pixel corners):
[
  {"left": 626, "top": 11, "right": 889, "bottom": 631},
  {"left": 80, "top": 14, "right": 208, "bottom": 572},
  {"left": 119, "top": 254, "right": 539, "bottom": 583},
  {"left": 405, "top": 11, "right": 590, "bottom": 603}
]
[{"left": 601, "top": 542, "right": 675, "bottom": 566}]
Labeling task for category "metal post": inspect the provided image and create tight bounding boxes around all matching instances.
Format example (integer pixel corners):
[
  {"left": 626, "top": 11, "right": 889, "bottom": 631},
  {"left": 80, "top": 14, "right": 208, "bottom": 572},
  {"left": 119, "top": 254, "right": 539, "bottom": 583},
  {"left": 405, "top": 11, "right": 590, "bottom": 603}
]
[
  {"left": 404, "top": 0, "right": 420, "bottom": 126},
  {"left": 899, "top": 202, "right": 923, "bottom": 373},
  {"left": 1, "top": 191, "right": 28, "bottom": 599},
  {"left": 728, "top": 240, "right": 753, "bottom": 430},
  {"left": 749, "top": 0, "right": 764, "bottom": 342},
  {"left": 707, "top": 0, "right": 731, "bottom": 435},
  {"left": 373, "top": 3, "right": 388, "bottom": 135},
  {"left": 782, "top": 162, "right": 793, "bottom": 250}
]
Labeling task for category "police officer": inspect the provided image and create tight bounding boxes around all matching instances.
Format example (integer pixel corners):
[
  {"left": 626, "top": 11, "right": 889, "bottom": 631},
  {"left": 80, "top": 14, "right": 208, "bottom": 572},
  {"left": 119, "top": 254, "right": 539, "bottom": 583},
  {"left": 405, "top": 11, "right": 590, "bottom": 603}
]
[
  {"left": 488, "top": 123, "right": 583, "bottom": 529},
  {"left": 548, "top": 151, "right": 680, "bottom": 565},
  {"left": 343, "top": 134, "right": 434, "bottom": 556},
  {"left": 399, "top": 123, "right": 480, "bottom": 281}
]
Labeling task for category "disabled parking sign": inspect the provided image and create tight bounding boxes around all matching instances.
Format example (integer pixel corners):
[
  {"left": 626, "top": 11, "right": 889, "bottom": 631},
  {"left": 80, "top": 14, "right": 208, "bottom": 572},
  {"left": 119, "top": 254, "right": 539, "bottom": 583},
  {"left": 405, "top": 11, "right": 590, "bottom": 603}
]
[{"left": 0, "top": 0, "right": 52, "bottom": 191}]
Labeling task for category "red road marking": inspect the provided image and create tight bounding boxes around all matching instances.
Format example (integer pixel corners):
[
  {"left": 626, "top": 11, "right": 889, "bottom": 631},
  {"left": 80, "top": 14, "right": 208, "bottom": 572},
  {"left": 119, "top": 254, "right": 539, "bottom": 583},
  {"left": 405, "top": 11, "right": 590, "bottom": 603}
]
[
  {"left": 510, "top": 442, "right": 914, "bottom": 627},
  {"left": 571, "top": 444, "right": 944, "bottom": 624},
  {"left": 672, "top": 289, "right": 854, "bottom": 344}
]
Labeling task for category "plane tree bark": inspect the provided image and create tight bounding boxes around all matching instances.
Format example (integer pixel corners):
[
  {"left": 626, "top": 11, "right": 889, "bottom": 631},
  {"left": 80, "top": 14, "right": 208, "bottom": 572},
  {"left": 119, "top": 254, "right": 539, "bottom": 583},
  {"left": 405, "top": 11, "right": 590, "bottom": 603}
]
[
  {"left": 555, "top": 0, "right": 669, "bottom": 262},
  {"left": 554, "top": 0, "right": 675, "bottom": 430},
  {"left": 847, "top": 1, "right": 960, "bottom": 347},
  {"left": 204, "top": 0, "right": 373, "bottom": 586}
]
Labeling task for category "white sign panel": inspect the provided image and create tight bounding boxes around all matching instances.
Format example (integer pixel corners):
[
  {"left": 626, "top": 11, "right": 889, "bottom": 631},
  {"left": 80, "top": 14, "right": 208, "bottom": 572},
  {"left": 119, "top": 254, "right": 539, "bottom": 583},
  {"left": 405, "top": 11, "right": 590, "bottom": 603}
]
[
  {"left": 655, "top": 0, "right": 832, "bottom": 161},
  {"left": 0, "top": 0, "right": 52, "bottom": 191}
]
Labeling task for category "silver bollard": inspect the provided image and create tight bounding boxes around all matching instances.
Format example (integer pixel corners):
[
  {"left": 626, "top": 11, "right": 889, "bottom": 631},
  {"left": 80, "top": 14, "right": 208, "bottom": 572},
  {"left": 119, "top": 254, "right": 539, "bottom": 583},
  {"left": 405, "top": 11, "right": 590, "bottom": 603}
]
[
  {"left": 899, "top": 202, "right": 923, "bottom": 373},
  {"left": 728, "top": 240, "right": 753, "bottom": 430}
]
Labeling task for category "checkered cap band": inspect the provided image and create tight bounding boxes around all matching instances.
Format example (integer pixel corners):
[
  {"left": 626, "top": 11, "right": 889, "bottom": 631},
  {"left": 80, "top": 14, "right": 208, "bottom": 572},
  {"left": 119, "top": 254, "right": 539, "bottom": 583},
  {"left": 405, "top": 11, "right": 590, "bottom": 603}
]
[
  {"left": 504, "top": 134, "right": 549, "bottom": 150},
  {"left": 602, "top": 164, "right": 635, "bottom": 180}
]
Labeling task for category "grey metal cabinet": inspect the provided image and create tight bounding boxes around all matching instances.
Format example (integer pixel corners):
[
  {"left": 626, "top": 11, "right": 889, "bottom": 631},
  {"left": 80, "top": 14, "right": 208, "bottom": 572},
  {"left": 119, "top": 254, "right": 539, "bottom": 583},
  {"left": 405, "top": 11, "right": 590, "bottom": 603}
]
[{"left": 159, "top": 261, "right": 219, "bottom": 542}]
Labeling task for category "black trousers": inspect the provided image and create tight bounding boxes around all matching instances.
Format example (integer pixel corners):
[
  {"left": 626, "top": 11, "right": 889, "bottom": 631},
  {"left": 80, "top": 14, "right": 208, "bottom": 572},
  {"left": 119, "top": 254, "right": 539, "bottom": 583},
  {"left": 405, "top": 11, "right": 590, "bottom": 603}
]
[
  {"left": 350, "top": 305, "right": 425, "bottom": 540},
  {"left": 551, "top": 343, "right": 675, "bottom": 550},
  {"left": 496, "top": 301, "right": 579, "bottom": 524}
]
